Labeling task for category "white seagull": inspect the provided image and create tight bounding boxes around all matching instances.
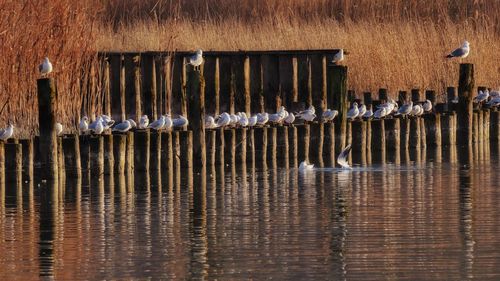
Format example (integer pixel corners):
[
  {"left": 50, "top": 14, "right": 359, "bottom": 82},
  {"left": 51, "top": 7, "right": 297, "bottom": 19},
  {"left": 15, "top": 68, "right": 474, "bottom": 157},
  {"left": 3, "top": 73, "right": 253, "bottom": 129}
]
[
  {"left": 446, "top": 41, "right": 470, "bottom": 59},
  {"left": 357, "top": 104, "right": 367, "bottom": 118},
  {"left": 363, "top": 106, "right": 374, "bottom": 118},
  {"left": 163, "top": 115, "right": 173, "bottom": 130},
  {"left": 422, "top": 100, "right": 433, "bottom": 112},
  {"left": 238, "top": 112, "right": 249, "bottom": 127},
  {"left": 139, "top": 115, "right": 149, "bottom": 129},
  {"left": 284, "top": 112, "right": 295, "bottom": 125},
  {"left": 397, "top": 101, "right": 413, "bottom": 117},
  {"left": 216, "top": 112, "right": 231, "bottom": 128},
  {"left": 474, "top": 90, "right": 489, "bottom": 103},
  {"left": 127, "top": 119, "right": 137, "bottom": 128},
  {"left": 337, "top": 144, "right": 352, "bottom": 169},
  {"left": 79, "top": 116, "right": 89, "bottom": 133},
  {"left": 347, "top": 102, "right": 359, "bottom": 120},
  {"left": 55, "top": 122, "right": 63, "bottom": 136},
  {"left": 248, "top": 115, "right": 258, "bottom": 127},
  {"left": 373, "top": 107, "right": 388, "bottom": 119},
  {"left": 256, "top": 113, "right": 269, "bottom": 125},
  {"left": 205, "top": 116, "right": 218, "bottom": 129},
  {"left": 112, "top": 120, "right": 132, "bottom": 133},
  {"left": 332, "top": 49, "right": 344, "bottom": 65},
  {"left": 148, "top": 116, "right": 166, "bottom": 130},
  {"left": 299, "top": 161, "right": 314, "bottom": 172},
  {"left": 187, "top": 49, "right": 203, "bottom": 70},
  {"left": 39, "top": 57, "right": 53, "bottom": 77},
  {"left": 173, "top": 115, "right": 189, "bottom": 128},
  {"left": 0, "top": 124, "right": 14, "bottom": 141},
  {"left": 88, "top": 117, "right": 104, "bottom": 135},
  {"left": 321, "top": 109, "right": 338, "bottom": 122}
]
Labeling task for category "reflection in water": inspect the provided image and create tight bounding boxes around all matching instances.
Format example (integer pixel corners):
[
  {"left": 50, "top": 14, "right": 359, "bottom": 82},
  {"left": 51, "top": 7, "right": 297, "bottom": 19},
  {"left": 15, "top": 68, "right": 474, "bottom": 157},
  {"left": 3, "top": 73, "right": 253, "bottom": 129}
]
[{"left": 0, "top": 144, "right": 499, "bottom": 279}]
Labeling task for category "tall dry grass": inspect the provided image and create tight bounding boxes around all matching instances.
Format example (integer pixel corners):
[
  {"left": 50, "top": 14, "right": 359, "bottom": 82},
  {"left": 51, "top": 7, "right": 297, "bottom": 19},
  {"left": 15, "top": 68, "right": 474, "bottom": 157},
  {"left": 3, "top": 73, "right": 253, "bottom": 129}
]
[{"left": 0, "top": 0, "right": 97, "bottom": 136}]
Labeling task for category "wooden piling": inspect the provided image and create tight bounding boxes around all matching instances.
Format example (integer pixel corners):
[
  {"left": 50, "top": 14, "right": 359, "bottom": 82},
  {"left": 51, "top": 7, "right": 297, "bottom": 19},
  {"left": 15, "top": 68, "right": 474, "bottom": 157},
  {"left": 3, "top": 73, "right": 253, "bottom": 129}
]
[
  {"left": 233, "top": 55, "right": 250, "bottom": 114},
  {"left": 250, "top": 55, "right": 264, "bottom": 113},
  {"left": 142, "top": 54, "right": 158, "bottom": 120},
  {"left": 150, "top": 132, "right": 161, "bottom": 172},
  {"left": 20, "top": 139, "right": 34, "bottom": 182},
  {"left": 490, "top": 111, "right": 500, "bottom": 141},
  {"left": 219, "top": 56, "right": 235, "bottom": 114},
  {"left": 311, "top": 55, "right": 327, "bottom": 115},
  {"left": 399, "top": 118, "right": 410, "bottom": 150},
  {"left": 5, "top": 143, "right": 22, "bottom": 185},
  {"left": 351, "top": 120, "right": 367, "bottom": 165},
  {"left": 0, "top": 142, "right": 4, "bottom": 190},
  {"left": 363, "top": 92, "right": 373, "bottom": 106},
  {"left": 112, "top": 133, "right": 127, "bottom": 173},
  {"left": 378, "top": 88, "right": 388, "bottom": 103},
  {"left": 411, "top": 89, "right": 421, "bottom": 103},
  {"left": 89, "top": 136, "right": 104, "bottom": 177},
  {"left": 246, "top": 128, "right": 255, "bottom": 166},
  {"left": 384, "top": 118, "right": 400, "bottom": 151},
  {"left": 267, "top": 127, "right": 278, "bottom": 167},
  {"left": 203, "top": 56, "right": 220, "bottom": 116},
  {"left": 409, "top": 118, "right": 421, "bottom": 148},
  {"left": 126, "top": 132, "right": 134, "bottom": 172},
  {"left": 125, "top": 55, "right": 141, "bottom": 120},
  {"left": 276, "top": 126, "right": 289, "bottom": 168},
  {"left": 328, "top": 65, "right": 348, "bottom": 154},
  {"left": 110, "top": 54, "right": 126, "bottom": 121},
  {"left": 323, "top": 123, "right": 335, "bottom": 167},
  {"left": 424, "top": 113, "right": 442, "bottom": 147},
  {"left": 224, "top": 129, "right": 236, "bottom": 165},
  {"left": 62, "top": 134, "right": 81, "bottom": 173},
  {"left": 279, "top": 55, "right": 296, "bottom": 108},
  {"left": 163, "top": 55, "right": 173, "bottom": 115},
  {"left": 262, "top": 55, "right": 281, "bottom": 112},
  {"left": 179, "top": 131, "right": 193, "bottom": 168},
  {"left": 37, "top": 78, "right": 58, "bottom": 180},
  {"left": 457, "top": 64, "right": 475, "bottom": 146},
  {"left": 103, "top": 134, "right": 114, "bottom": 175},
  {"left": 235, "top": 128, "right": 247, "bottom": 164},
  {"left": 297, "top": 55, "right": 312, "bottom": 107},
  {"left": 446, "top": 87, "right": 457, "bottom": 112},
  {"left": 171, "top": 56, "right": 187, "bottom": 117},
  {"left": 160, "top": 131, "right": 174, "bottom": 174},
  {"left": 102, "top": 57, "right": 112, "bottom": 116},
  {"left": 398, "top": 91, "right": 408, "bottom": 104},
  {"left": 371, "top": 119, "right": 386, "bottom": 162},
  {"left": 288, "top": 126, "right": 298, "bottom": 168},
  {"left": 187, "top": 66, "right": 206, "bottom": 168},
  {"left": 297, "top": 124, "right": 310, "bottom": 163},
  {"left": 440, "top": 113, "right": 456, "bottom": 145},
  {"left": 215, "top": 128, "right": 225, "bottom": 165},
  {"left": 473, "top": 112, "right": 479, "bottom": 143},
  {"left": 134, "top": 130, "right": 150, "bottom": 172},
  {"left": 254, "top": 127, "right": 268, "bottom": 164}
]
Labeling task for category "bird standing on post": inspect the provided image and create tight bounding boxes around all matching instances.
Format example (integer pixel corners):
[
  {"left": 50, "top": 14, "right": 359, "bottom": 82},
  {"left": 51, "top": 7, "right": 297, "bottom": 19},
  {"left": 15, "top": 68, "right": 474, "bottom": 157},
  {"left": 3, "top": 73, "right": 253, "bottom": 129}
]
[
  {"left": 39, "top": 57, "right": 53, "bottom": 77},
  {"left": 187, "top": 49, "right": 203, "bottom": 71},
  {"left": 332, "top": 49, "right": 344, "bottom": 65},
  {"left": 446, "top": 41, "right": 470, "bottom": 59}
]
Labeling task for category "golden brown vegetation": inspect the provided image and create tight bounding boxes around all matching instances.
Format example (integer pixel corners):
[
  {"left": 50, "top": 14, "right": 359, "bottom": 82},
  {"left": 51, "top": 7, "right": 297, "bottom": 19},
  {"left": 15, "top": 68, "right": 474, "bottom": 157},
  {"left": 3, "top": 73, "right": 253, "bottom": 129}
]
[{"left": 0, "top": 0, "right": 499, "bottom": 135}]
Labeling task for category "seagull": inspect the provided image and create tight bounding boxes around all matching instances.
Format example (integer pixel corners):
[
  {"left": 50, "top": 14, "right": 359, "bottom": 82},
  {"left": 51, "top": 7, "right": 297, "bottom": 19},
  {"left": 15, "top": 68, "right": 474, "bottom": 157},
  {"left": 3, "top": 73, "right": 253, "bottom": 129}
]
[
  {"left": 486, "top": 96, "right": 500, "bottom": 107},
  {"left": 363, "top": 106, "right": 373, "bottom": 118},
  {"left": 321, "top": 109, "right": 338, "bottom": 122},
  {"left": 238, "top": 112, "right": 249, "bottom": 127},
  {"left": 299, "top": 161, "right": 314, "bottom": 171},
  {"left": 373, "top": 107, "right": 388, "bottom": 119},
  {"left": 39, "top": 57, "right": 53, "bottom": 77},
  {"left": 205, "top": 116, "right": 218, "bottom": 129},
  {"left": 112, "top": 120, "right": 132, "bottom": 133},
  {"left": 446, "top": 41, "right": 470, "bottom": 59},
  {"left": 337, "top": 144, "right": 352, "bottom": 169},
  {"left": 139, "top": 115, "right": 149, "bottom": 129},
  {"left": 410, "top": 104, "right": 423, "bottom": 116},
  {"left": 173, "top": 115, "right": 189, "bottom": 128},
  {"left": 490, "top": 90, "right": 500, "bottom": 98},
  {"left": 474, "top": 90, "right": 489, "bottom": 103},
  {"left": 148, "top": 116, "right": 166, "bottom": 130},
  {"left": 163, "top": 115, "right": 173, "bottom": 130},
  {"left": 397, "top": 101, "right": 413, "bottom": 117},
  {"left": 216, "top": 112, "right": 231, "bottom": 128},
  {"left": 229, "top": 114, "right": 240, "bottom": 126},
  {"left": 127, "top": 119, "right": 137, "bottom": 128},
  {"left": 422, "top": 100, "right": 432, "bottom": 112},
  {"left": 268, "top": 106, "right": 287, "bottom": 123},
  {"left": 55, "top": 122, "right": 63, "bottom": 136},
  {"left": 100, "top": 115, "right": 115, "bottom": 130},
  {"left": 256, "top": 113, "right": 269, "bottom": 125},
  {"left": 79, "top": 116, "right": 89, "bottom": 133},
  {"left": 88, "top": 117, "right": 104, "bottom": 135},
  {"left": 296, "top": 105, "right": 316, "bottom": 122},
  {"left": 357, "top": 104, "right": 367, "bottom": 118},
  {"left": 284, "top": 112, "right": 295, "bottom": 125},
  {"left": 248, "top": 115, "right": 258, "bottom": 127},
  {"left": 347, "top": 102, "right": 359, "bottom": 120},
  {"left": 187, "top": 49, "right": 203, "bottom": 70},
  {"left": 332, "top": 49, "right": 344, "bottom": 65},
  {"left": 0, "top": 124, "right": 14, "bottom": 141}
]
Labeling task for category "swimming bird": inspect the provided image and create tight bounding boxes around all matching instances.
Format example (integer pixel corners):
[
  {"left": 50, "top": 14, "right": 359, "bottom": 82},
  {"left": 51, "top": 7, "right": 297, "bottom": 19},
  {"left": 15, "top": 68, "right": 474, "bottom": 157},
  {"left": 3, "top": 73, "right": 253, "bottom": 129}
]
[
  {"left": 39, "top": 57, "right": 53, "bottom": 77},
  {"left": 173, "top": 115, "right": 189, "bottom": 128},
  {"left": 474, "top": 90, "right": 489, "bottom": 103},
  {"left": 112, "top": 120, "right": 132, "bottom": 133},
  {"left": 321, "top": 109, "right": 338, "bottom": 122},
  {"left": 205, "top": 116, "right": 217, "bottom": 129},
  {"left": 0, "top": 124, "right": 14, "bottom": 141},
  {"left": 299, "top": 161, "right": 314, "bottom": 171},
  {"left": 446, "top": 41, "right": 470, "bottom": 59},
  {"left": 284, "top": 112, "right": 295, "bottom": 125},
  {"left": 337, "top": 144, "right": 352, "bottom": 169},
  {"left": 332, "top": 49, "right": 344, "bottom": 65},
  {"left": 139, "top": 115, "right": 149, "bottom": 129},
  {"left": 256, "top": 113, "right": 269, "bottom": 125},
  {"left": 347, "top": 102, "right": 359, "bottom": 120},
  {"left": 187, "top": 49, "right": 203, "bottom": 71},
  {"left": 248, "top": 115, "right": 258, "bottom": 127},
  {"left": 148, "top": 116, "right": 166, "bottom": 130},
  {"left": 55, "top": 122, "right": 63, "bottom": 136},
  {"left": 422, "top": 100, "right": 433, "bottom": 112},
  {"left": 79, "top": 116, "right": 89, "bottom": 133}
]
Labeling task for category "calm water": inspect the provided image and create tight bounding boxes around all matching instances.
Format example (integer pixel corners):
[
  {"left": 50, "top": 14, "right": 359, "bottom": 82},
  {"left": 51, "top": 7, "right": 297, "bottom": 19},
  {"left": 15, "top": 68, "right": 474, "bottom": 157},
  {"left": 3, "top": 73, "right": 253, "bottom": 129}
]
[{"left": 1, "top": 145, "right": 500, "bottom": 280}]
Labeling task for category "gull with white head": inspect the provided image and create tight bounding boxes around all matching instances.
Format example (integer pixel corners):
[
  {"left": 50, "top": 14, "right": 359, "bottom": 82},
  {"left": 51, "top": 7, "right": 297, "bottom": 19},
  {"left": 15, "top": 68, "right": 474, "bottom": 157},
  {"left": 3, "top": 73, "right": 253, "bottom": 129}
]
[
  {"left": 446, "top": 41, "right": 470, "bottom": 59},
  {"left": 337, "top": 144, "right": 352, "bottom": 169},
  {"left": 112, "top": 120, "right": 132, "bottom": 133},
  {"left": 332, "top": 49, "right": 344, "bottom": 65},
  {"left": 299, "top": 161, "right": 314, "bottom": 172},
  {"left": 148, "top": 116, "right": 166, "bottom": 130},
  {"left": 187, "top": 49, "right": 204, "bottom": 71},
  {"left": 55, "top": 122, "right": 63, "bottom": 136},
  {"left": 173, "top": 115, "right": 189, "bottom": 128},
  {"left": 139, "top": 115, "right": 149, "bottom": 129},
  {"left": 0, "top": 123, "right": 14, "bottom": 141},
  {"left": 39, "top": 57, "right": 53, "bottom": 77}
]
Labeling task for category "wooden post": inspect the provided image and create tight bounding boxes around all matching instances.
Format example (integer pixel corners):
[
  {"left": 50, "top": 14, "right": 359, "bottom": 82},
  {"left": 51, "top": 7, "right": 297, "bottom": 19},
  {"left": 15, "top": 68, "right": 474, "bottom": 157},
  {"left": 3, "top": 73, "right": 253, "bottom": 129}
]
[
  {"left": 425, "top": 90, "right": 437, "bottom": 107},
  {"left": 384, "top": 118, "right": 400, "bottom": 151},
  {"left": 400, "top": 118, "right": 410, "bottom": 150},
  {"left": 125, "top": 55, "right": 141, "bottom": 120},
  {"left": 371, "top": 119, "right": 385, "bottom": 163},
  {"left": 276, "top": 127, "right": 289, "bottom": 168},
  {"left": 112, "top": 133, "right": 126, "bottom": 173},
  {"left": 311, "top": 55, "right": 327, "bottom": 118},
  {"left": 363, "top": 92, "right": 373, "bottom": 106},
  {"left": 149, "top": 132, "right": 161, "bottom": 172},
  {"left": 267, "top": 127, "right": 278, "bottom": 167},
  {"left": 288, "top": 126, "right": 298, "bottom": 168},
  {"left": 134, "top": 130, "right": 150, "bottom": 172},
  {"left": 233, "top": 55, "right": 248, "bottom": 113},
  {"left": 20, "top": 139, "right": 34, "bottom": 182},
  {"left": 446, "top": 87, "right": 457, "bottom": 112},
  {"left": 328, "top": 65, "right": 348, "bottom": 154},
  {"left": 220, "top": 56, "right": 235, "bottom": 114},
  {"left": 187, "top": 66, "right": 206, "bottom": 168},
  {"left": 179, "top": 131, "right": 193, "bottom": 168},
  {"left": 163, "top": 55, "right": 173, "bottom": 115},
  {"left": 110, "top": 54, "right": 125, "bottom": 122},
  {"left": 490, "top": 111, "right": 500, "bottom": 141},
  {"left": 262, "top": 55, "right": 280, "bottom": 112},
  {"left": 215, "top": 128, "right": 225, "bottom": 165},
  {"left": 398, "top": 91, "right": 408, "bottom": 104},
  {"left": 457, "top": 64, "right": 474, "bottom": 146},
  {"left": 297, "top": 124, "right": 310, "bottom": 163},
  {"left": 378, "top": 88, "right": 388, "bottom": 103},
  {"left": 142, "top": 54, "right": 158, "bottom": 120},
  {"left": 424, "top": 114, "right": 442, "bottom": 147},
  {"left": 440, "top": 113, "right": 456, "bottom": 145},
  {"left": 125, "top": 132, "right": 134, "bottom": 172},
  {"left": 253, "top": 127, "right": 268, "bottom": 164},
  {"left": 5, "top": 143, "right": 22, "bottom": 186},
  {"left": 37, "top": 78, "right": 58, "bottom": 180},
  {"left": 102, "top": 57, "right": 112, "bottom": 116},
  {"left": 171, "top": 55, "right": 187, "bottom": 117},
  {"left": 103, "top": 134, "right": 114, "bottom": 175},
  {"left": 250, "top": 55, "right": 264, "bottom": 113},
  {"left": 160, "top": 131, "right": 174, "bottom": 174},
  {"left": 235, "top": 128, "right": 247, "bottom": 164},
  {"left": 297, "top": 55, "right": 312, "bottom": 108},
  {"left": 224, "top": 129, "right": 236, "bottom": 166},
  {"left": 89, "top": 136, "right": 104, "bottom": 176},
  {"left": 323, "top": 123, "right": 335, "bottom": 167},
  {"left": 411, "top": 89, "right": 421, "bottom": 103},
  {"left": 351, "top": 120, "right": 367, "bottom": 165},
  {"left": 62, "top": 134, "right": 81, "bottom": 173},
  {"left": 409, "top": 118, "right": 421, "bottom": 148},
  {"left": 203, "top": 56, "right": 219, "bottom": 116},
  {"left": 246, "top": 128, "right": 255, "bottom": 166},
  {"left": 0, "top": 142, "right": 4, "bottom": 189},
  {"left": 279, "top": 55, "right": 295, "bottom": 109}
]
